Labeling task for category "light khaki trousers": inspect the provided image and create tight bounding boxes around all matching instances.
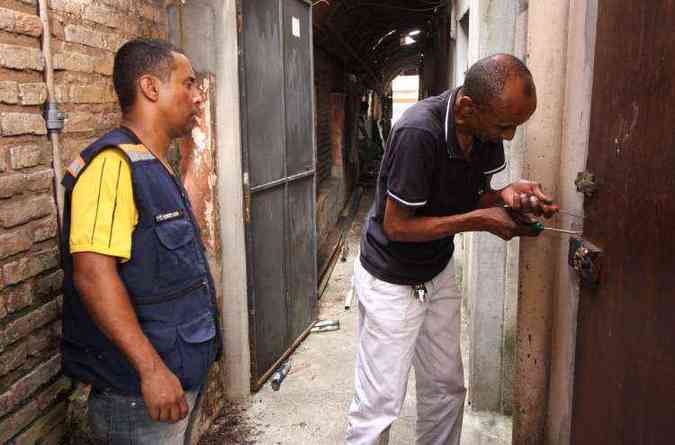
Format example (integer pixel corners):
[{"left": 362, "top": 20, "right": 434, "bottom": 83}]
[{"left": 346, "top": 258, "right": 466, "bottom": 445}]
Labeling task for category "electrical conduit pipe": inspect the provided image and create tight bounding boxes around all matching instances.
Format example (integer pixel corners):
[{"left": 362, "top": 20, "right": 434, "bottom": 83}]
[{"left": 38, "top": 0, "right": 66, "bottom": 234}]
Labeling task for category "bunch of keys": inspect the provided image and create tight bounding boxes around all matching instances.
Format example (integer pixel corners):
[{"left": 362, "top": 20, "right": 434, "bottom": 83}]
[{"left": 413, "top": 283, "right": 428, "bottom": 303}]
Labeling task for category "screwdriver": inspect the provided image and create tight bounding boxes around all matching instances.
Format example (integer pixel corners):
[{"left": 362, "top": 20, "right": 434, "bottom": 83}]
[
  {"left": 504, "top": 206, "right": 582, "bottom": 236},
  {"left": 531, "top": 222, "right": 582, "bottom": 236}
]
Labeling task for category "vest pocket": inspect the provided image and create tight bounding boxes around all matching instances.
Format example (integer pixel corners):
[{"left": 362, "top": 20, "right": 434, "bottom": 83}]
[
  {"left": 143, "top": 323, "right": 181, "bottom": 378},
  {"left": 176, "top": 311, "right": 217, "bottom": 389},
  {"left": 154, "top": 218, "right": 201, "bottom": 286}
]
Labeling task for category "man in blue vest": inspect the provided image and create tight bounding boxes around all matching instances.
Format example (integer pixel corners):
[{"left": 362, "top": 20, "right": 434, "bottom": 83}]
[{"left": 61, "top": 38, "right": 220, "bottom": 444}]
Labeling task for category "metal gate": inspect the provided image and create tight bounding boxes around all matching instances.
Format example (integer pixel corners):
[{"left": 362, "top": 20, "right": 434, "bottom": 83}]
[
  {"left": 237, "top": 0, "right": 317, "bottom": 390},
  {"left": 571, "top": 1, "right": 675, "bottom": 442}
]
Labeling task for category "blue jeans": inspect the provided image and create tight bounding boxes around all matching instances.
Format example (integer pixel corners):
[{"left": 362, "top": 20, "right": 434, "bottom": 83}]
[{"left": 88, "top": 386, "right": 202, "bottom": 445}]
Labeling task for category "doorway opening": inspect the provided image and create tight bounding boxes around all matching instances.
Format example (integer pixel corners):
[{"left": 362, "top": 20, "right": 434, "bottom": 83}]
[{"left": 391, "top": 74, "right": 420, "bottom": 124}]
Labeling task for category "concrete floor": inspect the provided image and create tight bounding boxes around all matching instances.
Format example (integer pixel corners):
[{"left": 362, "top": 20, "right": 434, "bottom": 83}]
[{"left": 236, "top": 192, "right": 511, "bottom": 445}]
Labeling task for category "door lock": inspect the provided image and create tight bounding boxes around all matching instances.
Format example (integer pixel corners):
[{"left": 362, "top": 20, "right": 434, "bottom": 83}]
[{"left": 568, "top": 237, "right": 602, "bottom": 288}]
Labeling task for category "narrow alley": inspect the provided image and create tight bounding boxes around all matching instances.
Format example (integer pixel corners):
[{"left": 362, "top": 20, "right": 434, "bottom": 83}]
[
  {"left": 200, "top": 189, "right": 510, "bottom": 445},
  {"left": 0, "top": 1, "right": 672, "bottom": 444}
]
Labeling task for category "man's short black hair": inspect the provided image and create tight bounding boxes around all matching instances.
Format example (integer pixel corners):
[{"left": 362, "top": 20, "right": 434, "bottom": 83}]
[
  {"left": 113, "top": 38, "right": 184, "bottom": 113},
  {"left": 463, "top": 53, "right": 534, "bottom": 108}
]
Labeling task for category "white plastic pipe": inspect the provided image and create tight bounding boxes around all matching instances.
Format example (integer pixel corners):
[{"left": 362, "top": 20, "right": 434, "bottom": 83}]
[{"left": 38, "top": 0, "right": 65, "bottom": 233}]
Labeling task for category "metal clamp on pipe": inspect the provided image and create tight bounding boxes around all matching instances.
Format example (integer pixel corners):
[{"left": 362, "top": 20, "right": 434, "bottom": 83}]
[{"left": 43, "top": 102, "right": 65, "bottom": 133}]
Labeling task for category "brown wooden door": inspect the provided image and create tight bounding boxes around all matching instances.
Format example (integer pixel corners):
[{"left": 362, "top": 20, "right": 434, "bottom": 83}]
[{"left": 571, "top": 1, "right": 675, "bottom": 444}]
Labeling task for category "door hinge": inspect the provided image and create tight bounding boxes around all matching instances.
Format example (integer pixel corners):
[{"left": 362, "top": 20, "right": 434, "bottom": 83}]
[
  {"left": 238, "top": 14, "right": 244, "bottom": 33},
  {"left": 244, "top": 189, "right": 251, "bottom": 224}
]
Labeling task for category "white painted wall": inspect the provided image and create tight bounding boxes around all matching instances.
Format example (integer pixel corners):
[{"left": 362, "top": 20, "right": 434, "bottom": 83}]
[
  {"left": 168, "top": 0, "right": 251, "bottom": 399},
  {"left": 451, "top": 0, "right": 525, "bottom": 415},
  {"left": 513, "top": 0, "right": 571, "bottom": 442},
  {"left": 546, "top": 1, "right": 597, "bottom": 443},
  {"left": 212, "top": 0, "right": 251, "bottom": 399}
]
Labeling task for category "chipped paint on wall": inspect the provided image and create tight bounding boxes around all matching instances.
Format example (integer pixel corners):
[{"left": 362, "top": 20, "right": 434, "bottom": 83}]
[{"left": 178, "top": 73, "right": 219, "bottom": 255}]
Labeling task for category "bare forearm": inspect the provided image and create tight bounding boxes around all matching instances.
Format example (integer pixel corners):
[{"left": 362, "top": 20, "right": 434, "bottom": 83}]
[
  {"left": 385, "top": 209, "right": 492, "bottom": 242},
  {"left": 74, "top": 262, "right": 162, "bottom": 377}
]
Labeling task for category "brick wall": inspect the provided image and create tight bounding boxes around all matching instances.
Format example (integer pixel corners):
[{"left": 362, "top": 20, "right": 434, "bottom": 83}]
[
  {"left": 313, "top": 47, "right": 344, "bottom": 185},
  {"left": 0, "top": 0, "right": 168, "bottom": 443}
]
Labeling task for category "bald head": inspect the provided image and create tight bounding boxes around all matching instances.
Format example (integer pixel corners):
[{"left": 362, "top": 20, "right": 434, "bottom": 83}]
[{"left": 463, "top": 54, "right": 535, "bottom": 109}]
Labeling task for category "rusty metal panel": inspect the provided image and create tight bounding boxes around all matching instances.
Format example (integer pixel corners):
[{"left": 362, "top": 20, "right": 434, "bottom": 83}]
[
  {"left": 239, "top": 0, "right": 317, "bottom": 388},
  {"left": 571, "top": 1, "right": 675, "bottom": 443},
  {"left": 286, "top": 177, "right": 316, "bottom": 342},
  {"left": 249, "top": 188, "right": 287, "bottom": 376},
  {"left": 242, "top": 0, "right": 285, "bottom": 188},
  {"left": 283, "top": 0, "right": 314, "bottom": 175}
]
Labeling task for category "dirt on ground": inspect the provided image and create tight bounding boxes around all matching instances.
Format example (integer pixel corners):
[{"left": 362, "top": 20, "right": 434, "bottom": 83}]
[{"left": 198, "top": 400, "right": 258, "bottom": 445}]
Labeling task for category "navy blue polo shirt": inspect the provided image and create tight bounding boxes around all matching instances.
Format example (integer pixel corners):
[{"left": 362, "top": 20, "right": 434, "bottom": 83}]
[{"left": 360, "top": 88, "right": 506, "bottom": 285}]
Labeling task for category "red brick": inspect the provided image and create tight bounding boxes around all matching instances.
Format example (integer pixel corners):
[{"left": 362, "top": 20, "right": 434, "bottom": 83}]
[
  {"left": 18, "top": 82, "right": 48, "bottom": 106},
  {"left": 63, "top": 111, "right": 95, "bottom": 133},
  {"left": 0, "top": 343, "right": 28, "bottom": 377},
  {"left": 0, "top": 375, "right": 70, "bottom": 444},
  {"left": 96, "top": 111, "right": 121, "bottom": 130},
  {"left": 0, "top": 229, "right": 32, "bottom": 259},
  {"left": 83, "top": 3, "right": 124, "bottom": 28},
  {"left": 0, "top": 195, "right": 54, "bottom": 228},
  {"left": 10, "top": 143, "right": 42, "bottom": 169},
  {"left": 25, "top": 168, "right": 54, "bottom": 193},
  {"left": 139, "top": 3, "right": 160, "bottom": 22},
  {"left": 14, "top": 11, "right": 43, "bottom": 37},
  {"left": 48, "top": 0, "right": 87, "bottom": 15},
  {"left": 64, "top": 24, "right": 121, "bottom": 51},
  {"left": 34, "top": 270, "right": 63, "bottom": 300},
  {"left": 0, "top": 399, "right": 38, "bottom": 444},
  {"left": 70, "top": 83, "right": 113, "bottom": 104},
  {"left": 49, "top": 15, "right": 64, "bottom": 40},
  {"left": 0, "top": 7, "right": 13, "bottom": 31},
  {"left": 27, "top": 324, "right": 59, "bottom": 357},
  {"left": 2, "top": 247, "right": 59, "bottom": 286},
  {"left": 53, "top": 50, "right": 95, "bottom": 73},
  {"left": 12, "top": 401, "right": 66, "bottom": 445},
  {"left": 32, "top": 216, "right": 58, "bottom": 242},
  {"left": 0, "top": 44, "right": 44, "bottom": 71},
  {"left": 3, "top": 282, "right": 33, "bottom": 313},
  {"left": 102, "top": 0, "right": 132, "bottom": 12},
  {"left": 1, "top": 113, "right": 47, "bottom": 136},
  {"left": 0, "top": 80, "right": 18, "bottom": 104},
  {"left": 54, "top": 84, "right": 69, "bottom": 103},
  {"left": 0, "top": 173, "right": 28, "bottom": 198},
  {"left": 0, "top": 7, "right": 42, "bottom": 37},
  {"left": 37, "top": 375, "right": 71, "bottom": 410},
  {"left": 0, "top": 354, "right": 61, "bottom": 417},
  {"left": 0, "top": 299, "right": 60, "bottom": 352},
  {"left": 94, "top": 54, "right": 114, "bottom": 76},
  {"left": 62, "top": 136, "right": 96, "bottom": 163}
]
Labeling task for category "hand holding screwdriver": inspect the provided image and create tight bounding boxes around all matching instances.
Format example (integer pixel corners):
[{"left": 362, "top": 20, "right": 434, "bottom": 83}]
[
  {"left": 504, "top": 206, "right": 582, "bottom": 236},
  {"left": 500, "top": 180, "right": 560, "bottom": 218}
]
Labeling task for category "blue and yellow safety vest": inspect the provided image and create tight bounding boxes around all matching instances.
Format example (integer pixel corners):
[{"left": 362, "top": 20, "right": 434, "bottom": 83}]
[{"left": 61, "top": 127, "right": 221, "bottom": 395}]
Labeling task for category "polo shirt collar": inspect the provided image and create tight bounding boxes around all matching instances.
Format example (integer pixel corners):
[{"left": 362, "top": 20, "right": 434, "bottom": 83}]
[{"left": 444, "top": 87, "right": 465, "bottom": 160}]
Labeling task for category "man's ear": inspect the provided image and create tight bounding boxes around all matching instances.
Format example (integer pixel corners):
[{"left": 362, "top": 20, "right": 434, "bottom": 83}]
[
  {"left": 138, "top": 74, "right": 160, "bottom": 103},
  {"left": 455, "top": 95, "right": 476, "bottom": 124}
]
